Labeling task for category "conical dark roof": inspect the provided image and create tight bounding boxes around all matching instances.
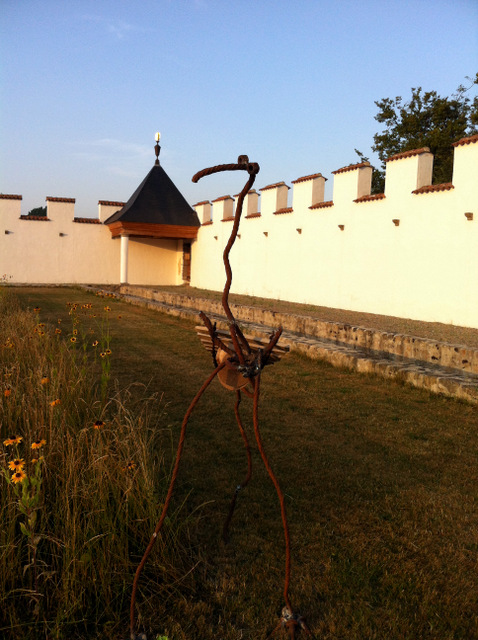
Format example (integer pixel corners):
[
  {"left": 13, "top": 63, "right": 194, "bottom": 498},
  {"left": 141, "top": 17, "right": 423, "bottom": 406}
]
[{"left": 105, "top": 164, "right": 199, "bottom": 227}]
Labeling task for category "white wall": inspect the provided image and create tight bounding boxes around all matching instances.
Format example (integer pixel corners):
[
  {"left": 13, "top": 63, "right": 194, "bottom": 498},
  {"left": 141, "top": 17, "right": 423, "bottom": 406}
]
[
  {"left": 0, "top": 198, "right": 183, "bottom": 286},
  {"left": 2, "top": 136, "right": 477, "bottom": 328},
  {"left": 191, "top": 137, "right": 478, "bottom": 328}
]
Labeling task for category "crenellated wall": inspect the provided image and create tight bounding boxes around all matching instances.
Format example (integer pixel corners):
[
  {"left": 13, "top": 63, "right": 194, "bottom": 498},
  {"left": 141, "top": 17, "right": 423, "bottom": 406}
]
[
  {"left": 0, "top": 197, "right": 184, "bottom": 286},
  {"left": 191, "top": 135, "right": 478, "bottom": 328},
  {"left": 1, "top": 135, "right": 477, "bottom": 327}
]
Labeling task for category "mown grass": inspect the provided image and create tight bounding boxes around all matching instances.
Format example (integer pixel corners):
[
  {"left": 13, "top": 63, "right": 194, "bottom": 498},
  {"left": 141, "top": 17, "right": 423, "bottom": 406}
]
[{"left": 3, "top": 286, "right": 478, "bottom": 639}]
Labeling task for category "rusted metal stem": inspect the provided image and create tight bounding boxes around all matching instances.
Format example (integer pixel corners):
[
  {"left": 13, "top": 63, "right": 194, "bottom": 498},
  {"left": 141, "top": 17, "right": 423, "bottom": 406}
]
[{"left": 222, "top": 390, "right": 253, "bottom": 542}]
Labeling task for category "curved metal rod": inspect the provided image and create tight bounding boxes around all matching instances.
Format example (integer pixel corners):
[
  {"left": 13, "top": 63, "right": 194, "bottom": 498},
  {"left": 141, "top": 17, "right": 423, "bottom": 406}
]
[
  {"left": 222, "top": 390, "right": 253, "bottom": 542},
  {"left": 192, "top": 158, "right": 260, "bottom": 365},
  {"left": 130, "top": 362, "right": 226, "bottom": 639}
]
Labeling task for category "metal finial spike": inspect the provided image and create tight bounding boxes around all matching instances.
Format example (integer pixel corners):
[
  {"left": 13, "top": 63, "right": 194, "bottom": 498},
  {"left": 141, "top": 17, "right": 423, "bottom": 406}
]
[{"left": 154, "top": 132, "right": 161, "bottom": 165}]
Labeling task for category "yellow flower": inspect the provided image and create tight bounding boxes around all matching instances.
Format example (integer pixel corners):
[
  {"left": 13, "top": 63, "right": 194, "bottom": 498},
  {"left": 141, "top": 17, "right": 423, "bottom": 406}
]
[
  {"left": 8, "top": 458, "right": 25, "bottom": 471},
  {"left": 41, "top": 377, "right": 50, "bottom": 385},
  {"left": 93, "top": 420, "right": 105, "bottom": 430},
  {"left": 100, "top": 352, "right": 106, "bottom": 358},
  {"left": 31, "top": 439, "right": 47, "bottom": 450},
  {"left": 55, "top": 328, "right": 62, "bottom": 335},
  {"left": 11, "top": 469, "right": 27, "bottom": 484},
  {"left": 50, "top": 399, "right": 61, "bottom": 407},
  {"left": 33, "top": 307, "right": 41, "bottom": 313},
  {"left": 124, "top": 462, "right": 136, "bottom": 471},
  {"left": 92, "top": 340, "right": 99, "bottom": 347},
  {"left": 105, "top": 349, "right": 112, "bottom": 355},
  {"left": 73, "top": 329, "right": 78, "bottom": 335},
  {"left": 70, "top": 336, "right": 77, "bottom": 343},
  {"left": 104, "top": 306, "right": 111, "bottom": 312},
  {"left": 31, "top": 458, "right": 38, "bottom": 465},
  {"left": 4, "top": 436, "right": 22, "bottom": 446}
]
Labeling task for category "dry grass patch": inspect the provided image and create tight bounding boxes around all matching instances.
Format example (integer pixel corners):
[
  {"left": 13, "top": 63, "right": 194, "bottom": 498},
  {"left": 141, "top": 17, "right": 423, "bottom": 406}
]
[{"left": 4, "top": 286, "right": 478, "bottom": 640}]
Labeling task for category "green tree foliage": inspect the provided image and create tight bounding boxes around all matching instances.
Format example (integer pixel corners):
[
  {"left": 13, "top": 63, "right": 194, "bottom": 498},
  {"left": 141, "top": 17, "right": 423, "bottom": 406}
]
[
  {"left": 27, "top": 206, "right": 47, "bottom": 217},
  {"left": 356, "top": 75, "right": 478, "bottom": 193}
]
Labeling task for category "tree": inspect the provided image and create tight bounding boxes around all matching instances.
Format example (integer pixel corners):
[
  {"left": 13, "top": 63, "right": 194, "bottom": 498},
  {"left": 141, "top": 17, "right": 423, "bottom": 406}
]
[
  {"left": 28, "top": 206, "right": 47, "bottom": 217},
  {"left": 356, "top": 74, "right": 478, "bottom": 193}
]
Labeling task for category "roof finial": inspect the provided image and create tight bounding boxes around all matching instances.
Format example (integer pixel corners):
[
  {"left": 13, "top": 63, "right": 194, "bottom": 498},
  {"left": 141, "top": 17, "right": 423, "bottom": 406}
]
[{"left": 154, "top": 132, "right": 161, "bottom": 165}]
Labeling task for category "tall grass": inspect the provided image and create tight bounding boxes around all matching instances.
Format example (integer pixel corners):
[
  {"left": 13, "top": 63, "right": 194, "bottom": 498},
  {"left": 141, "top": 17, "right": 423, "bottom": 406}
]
[{"left": 0, "top": 289, "right": 191, "bottom": 640}]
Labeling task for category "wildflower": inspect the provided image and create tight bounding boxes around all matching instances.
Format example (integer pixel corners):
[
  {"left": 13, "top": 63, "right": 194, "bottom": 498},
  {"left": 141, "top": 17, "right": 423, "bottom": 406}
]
[
  {"left": 105, "top": 349, "right": 112, "bottom": 356},
  {"left": 100, "top": 352, "right": 106, "bottom": 358},
  {"left": 11, "top": 469, "right": 27, "bottom": 484},
  {"left": 31, "top": 458, "right": 38, "bottom": 465},
  {"left": 38, "top": 323, "right": 45, "bottom": 328},
  {"left": 104, "top": 306, "right": 111, "bottom": 312},
  {"left": 92, "top": 340, "right": 99, "bottom": 347},
  {"left": 31, "top": 439, "right": 47, "bottom": 450},
  {"left": 4, "top": 436, "right": 22, "bottom": 446},
  {"left": 8, "top": 458, "right": 25, "bottom": 471},
  {"left": 49, "top": 399, "right": 61, "bottom": 407},
  {"left": 57, "top": 319, "right": 62, "bottom": 324},
  {"left": 117, "top": 315, "right": 122, "bottom": 319},
  {"left": 93, "top": 420, "right": 105, "bottom": 430},
  {"left": 33, "top": 307, "right": 40, "bottom": 313},
  {"left": 4, "top": 388, "right": 11, "bottom": 398},
  {"left": 73, "top": 329, "right": 78, "bottom": 335},
  {"left": 70, "top": 336, "right": 77, "bottom": 343},
  {"left": 124, "top": 462, "right": 136, "bottom": 471},
  {"left": 41, "top": 377, "right": 50, "bottom": 385},
  {"left": 55, "top": 328, "right": 62, "bottom": 335}
]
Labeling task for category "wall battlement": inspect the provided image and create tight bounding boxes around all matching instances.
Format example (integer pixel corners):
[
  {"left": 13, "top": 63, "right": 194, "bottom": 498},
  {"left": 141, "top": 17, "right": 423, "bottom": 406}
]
[{"left": 193, "top": 136, "right": 477, "bottom": 223}]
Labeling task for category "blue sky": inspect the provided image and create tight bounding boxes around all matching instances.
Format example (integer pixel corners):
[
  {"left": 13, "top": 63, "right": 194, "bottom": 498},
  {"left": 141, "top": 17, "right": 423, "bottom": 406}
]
[{"left": 1, "top": 0, "right": 477, "bottom": 216}]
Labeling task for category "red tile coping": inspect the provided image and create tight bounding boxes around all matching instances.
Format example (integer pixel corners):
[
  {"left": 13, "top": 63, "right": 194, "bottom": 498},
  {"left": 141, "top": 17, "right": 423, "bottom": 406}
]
[
  {"left": 233, "top": 189, "right": 258, "bottom": 198},
  {"left": 385, "top": 147, "right": 430, "bottom": 162},
  {"left": 20, "top": 215, "right": 50, "bottom": 221},
  {"left": 452, "top": 133, "right": 478, "bottom": 147},
  {"left": 260, "top": 181, "right": 289, "bottom": 192},
  {"left": 354, "top": 193, "right": 386, "bottom": 203},
  {"left": 274, "top": 207, "right": 293, "bottom": 215},
  {"left": 221, "top": 216, "right": 235, "bottom": 222},
  {"left": 212, "top": 195, "right": 234, "bottom": 203},
  {"left": 412, "top": 183, "right": 454, "bottom": 194},
  {"left": 245, "top": 212, "right": 261, "bottom": 219},
  {"left": 98, "top": 200, "right": 125, "bottom": 207},
  {"left": 0, "top": 193, "right": 22, "bottom": 200},
  {"left": 292, "top": 173, "right": 326, "bottom": 184},
  {"left": 309, "top": 201, "right": 334, "bottom": 210},
  {"left": 201, "top": 220, "right": 213, "bottom": 226},
  {"left": 73, "top": 217, "right": 102, "bottom": 224},
  {"left": 46, "top": 196, "right": 75, "bottom": 203},
  {"left": 332, "top": 162, "right": 371, "bottom": 175},
  {"left": 193, "top": 200, "right": 211, "bottom": 207}
]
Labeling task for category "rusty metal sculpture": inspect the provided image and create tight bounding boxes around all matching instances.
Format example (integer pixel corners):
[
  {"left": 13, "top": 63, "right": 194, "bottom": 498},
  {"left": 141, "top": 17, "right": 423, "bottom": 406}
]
[{"left": 130, "top": 156, "right": 314, "bottom": 639}]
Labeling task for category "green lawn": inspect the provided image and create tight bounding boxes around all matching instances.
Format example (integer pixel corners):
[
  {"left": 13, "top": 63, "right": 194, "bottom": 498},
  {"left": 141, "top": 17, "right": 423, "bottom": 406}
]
[{"left": 4, "top": 286, "right": 478, "bottom": 640}]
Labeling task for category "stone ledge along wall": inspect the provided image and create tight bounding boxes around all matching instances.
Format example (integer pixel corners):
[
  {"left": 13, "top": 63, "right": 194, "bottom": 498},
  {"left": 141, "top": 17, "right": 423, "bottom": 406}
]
[{"left": 191, "top": 135, "right": 478, "bottom": 329}]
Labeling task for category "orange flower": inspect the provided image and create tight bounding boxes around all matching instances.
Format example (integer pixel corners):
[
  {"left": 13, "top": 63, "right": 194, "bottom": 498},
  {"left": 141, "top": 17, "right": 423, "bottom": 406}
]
[
  {"left": 93, "top": 420, "right": 104, "bottom": 430},
  {"left": 92, "top": 340, "right": 99, "bottom": 347},
  {"left": 104, "top": 306, "right": 111, "bottom": 312},
  {"left": 4, "top": 388, "right": 11, "bottom": 398},
  {"left": 41, "top": 377, "right": 50, "bottom": 385},
  {"left": 55, "top": 328, "right": 62, "bottom": 335},
  {"left": 8, "top": 458, "right": 25, "bottom": 471},
  {"left": 31, "top": 439, "right": 46, "bottom": 450},
  {"left": 4, "top": 436, "right": 22, "bottom": 446},
  {"left": 33, "top": 307, "right": 41, "bottom": 313},
  {"left": 11, "top": 469, "right": 27, "bottom": 484},
  {"left": 124, "top": 462, "right": 136, "bottom": 471},
  {"left": 49, "top": 399, "right": 61, "bottom": 407}
]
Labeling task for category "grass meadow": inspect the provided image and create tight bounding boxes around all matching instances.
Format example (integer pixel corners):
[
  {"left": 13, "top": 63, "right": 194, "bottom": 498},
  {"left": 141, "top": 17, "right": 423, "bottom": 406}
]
[{"left": 1, "top": 286, "right": 478, "bottom": 640}]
